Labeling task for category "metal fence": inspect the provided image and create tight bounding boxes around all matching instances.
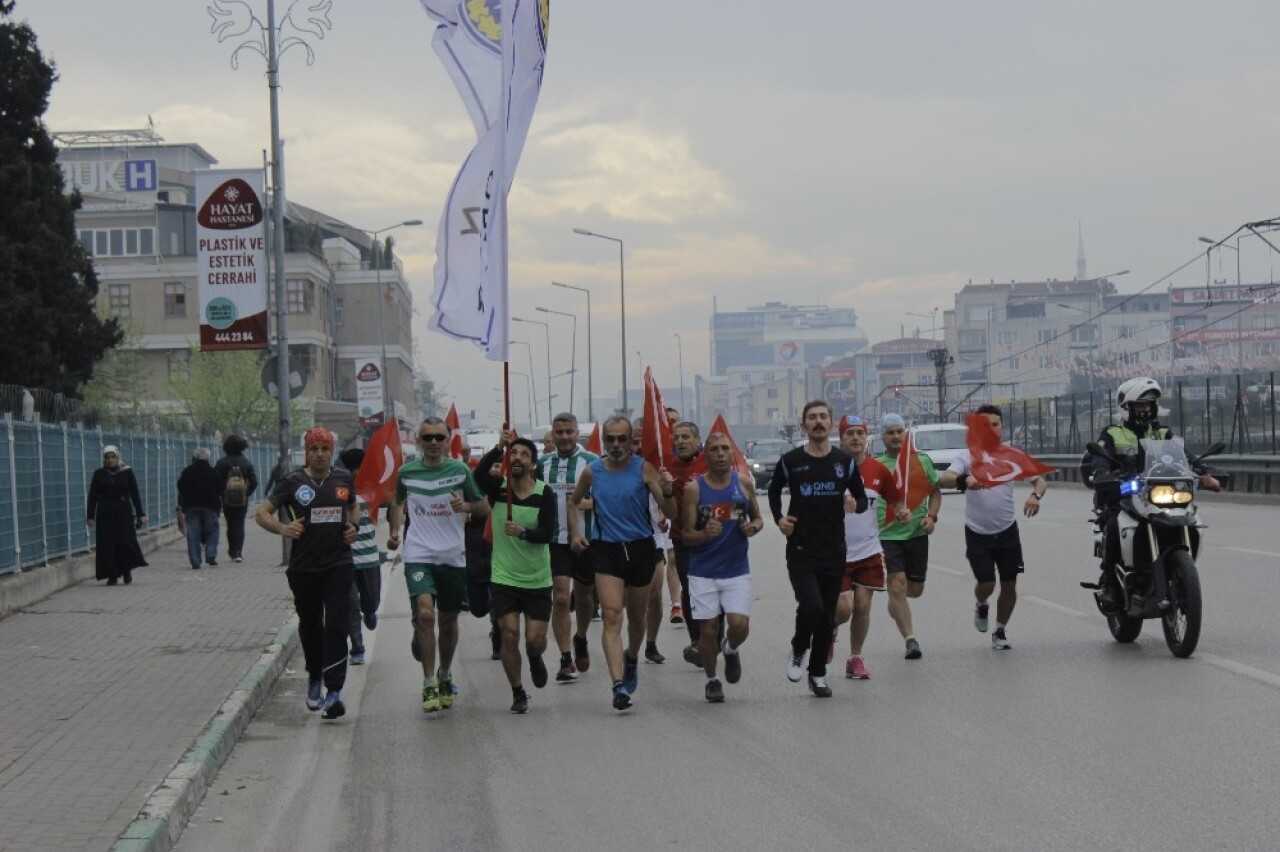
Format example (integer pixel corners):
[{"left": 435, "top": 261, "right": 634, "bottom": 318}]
[
  {"left": 0, "top": 414, "right": 276, "bottom": 576},
  {"left": 985, "top": 374, "right": 1279, "bottom": 457}
]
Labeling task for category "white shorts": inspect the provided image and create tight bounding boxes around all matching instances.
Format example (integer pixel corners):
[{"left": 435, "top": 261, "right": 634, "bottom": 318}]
[
  {"left": 688, "top": 574, "right": 752, "bottom": 620},
  {"left": 653, "top": 530, "right": 672, "bottom": 551}
]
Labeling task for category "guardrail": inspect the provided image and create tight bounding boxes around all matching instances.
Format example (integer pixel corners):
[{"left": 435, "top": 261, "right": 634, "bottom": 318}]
[{"left": 1036, "top": 453, "right": 1280, "bottom": 495}]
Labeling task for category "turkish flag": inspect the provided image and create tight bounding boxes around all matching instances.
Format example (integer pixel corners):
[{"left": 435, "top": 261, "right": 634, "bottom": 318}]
[
  {"left": 445, "top": 403, "right": 465, "bottom": 460},
  {"left": 966, "top": 413, "right": 1057, "bottom": 486},
  {"left": 859, "top": 455, "right": 898, "bottom": 505},
  {"left": 708, "top": 414, "right": 754, "bottom": 480},
  {"left": 640, "top": 367, "right": 674, "bottom": 470},
  {"left": 355, "top": 419, "right": 403, "bottom": 523},
  {"left": 586, "top": 421, "right": 602, "bottom": 455},
  {"left": 890, "top": 427, "right": 933, "bottom": 520}
]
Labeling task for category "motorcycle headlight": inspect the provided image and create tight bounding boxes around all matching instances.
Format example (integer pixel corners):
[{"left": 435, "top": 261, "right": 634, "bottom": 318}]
[{"left": 1148, "top": 484, "right": 1194, "bottom": 506}]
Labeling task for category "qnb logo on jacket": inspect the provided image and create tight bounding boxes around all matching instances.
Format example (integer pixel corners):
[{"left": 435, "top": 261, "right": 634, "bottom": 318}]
[{"left": 799, "top": 481, "right": 840, "bottom": 498}]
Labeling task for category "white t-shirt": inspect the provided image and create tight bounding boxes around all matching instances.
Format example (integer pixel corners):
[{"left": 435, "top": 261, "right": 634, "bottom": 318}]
[
  {"left": 949, "top": 449, "right": 1016, "bottom": 536},
  {"left": 844, "top": 457, "right": 887, "bottom": 562}
]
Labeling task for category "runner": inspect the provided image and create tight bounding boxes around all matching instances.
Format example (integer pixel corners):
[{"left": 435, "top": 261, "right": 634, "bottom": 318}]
[
  {"left": 680, "top": 431, "right": 763, "bottom": 702},
  {"left": 255, "top": 427, "right": 358, "bottom": 720},
  {"left": 475, "top": 432, "right": 557, "bottom": 713},
  {"left": 338, "top": 448, "right": 382, "bottom": 667},
  {"left": 876, "top": 414, "right": 942, "bottom": 660},
  {"left": 938, "top": 405, "right": 1047, "bottom": 650},
  {"left": 535, "top": 413, "right": 599, "bottom": 682},
  {"left": 831, "top": 416, "right": 891, "bottom": 679},
  {"left": 768, "top": 400, "right": 869, "bottom": 697},
  {"left": 387, "top": 417, "right": 490, "bottom": 713},
  {"left": 667, "top": 421, "right": 709, "bottom": 667},
  {"left": 568, "top": 415, "right": 676, "bottom": 712}
]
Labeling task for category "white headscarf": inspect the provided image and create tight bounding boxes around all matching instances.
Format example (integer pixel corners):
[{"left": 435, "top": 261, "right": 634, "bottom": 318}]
[{"left": 102, "top": 445, "right": 126, "bottom": 470}]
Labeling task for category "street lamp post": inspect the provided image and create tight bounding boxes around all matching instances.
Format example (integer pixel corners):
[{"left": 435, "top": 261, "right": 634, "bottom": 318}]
[
  {"left": 514, "top": 316, "right": 553, "bottom": 424},
  {"left": 509, "top": 340, "right": 537, "bottom": 428},
  {"left": 537, "top": 306, "right": 577, "bottom": 416},
  {"left": 673, "top": 332, "right": 686, "bottom": 419},
  {"left": 573, "top": 228, "right": 626, "bottom": 413},
  {"left": 552, "top": 281, "right": 593, "bottom": 422},
  {"left": 509, "top": 370, "right": 535, "bottom": 431},
  {"left": 326, "top": 219, "right": 422, "bottom": 423}
]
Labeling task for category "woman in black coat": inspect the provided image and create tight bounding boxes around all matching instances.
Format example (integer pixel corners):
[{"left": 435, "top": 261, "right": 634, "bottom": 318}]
[{"left": 86, "top": 445, "right": 149, "bottom": 585}]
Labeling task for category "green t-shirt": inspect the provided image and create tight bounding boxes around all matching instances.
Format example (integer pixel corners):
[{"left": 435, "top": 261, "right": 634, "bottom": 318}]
[
  {"left": 490, "top": 479, "right": 553, "bottom": 590},
  {"left": 874, "top": 452, "right": 939, "bottom": 541},
  {"left": 395, "top": 458, "right": 484, "bottom": 568}
]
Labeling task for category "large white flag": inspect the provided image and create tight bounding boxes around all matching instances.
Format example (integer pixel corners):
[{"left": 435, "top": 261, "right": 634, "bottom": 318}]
[{"left": 421, "top": 0, "right": 550, "bottom": 362}]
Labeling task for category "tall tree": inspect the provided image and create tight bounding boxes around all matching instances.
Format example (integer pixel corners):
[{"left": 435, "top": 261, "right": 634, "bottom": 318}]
[
  {"left": 0, "top": 1, "right": 121, "bottom": 394},
  {"left": 168, "top": 345, "right": 312, "bottom": 436}
]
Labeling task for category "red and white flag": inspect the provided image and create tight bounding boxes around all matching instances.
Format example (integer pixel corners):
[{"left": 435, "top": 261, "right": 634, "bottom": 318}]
[
  {"left": 891, "top": 427, "right": 933, "bottom": 518},
  {"left": 355, "top": 419, "right": 404, "bottom": 524},
  {"left": 966, "top": 413, "right": 1057, "bottom": 486},
  {"left": 445, "top": 403, "right": 466, "bottom": 460},
  {"left": 640, "top": 367, "right": 674, "bottom": 470}
]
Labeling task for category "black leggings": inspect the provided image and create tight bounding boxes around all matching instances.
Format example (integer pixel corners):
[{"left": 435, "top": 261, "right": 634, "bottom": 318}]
[
  {"left": 786, "top": 556, "right": 843, "bottom": 678},
  {"left": 287, "top": 563, "right": 352, "bottom": 691}
]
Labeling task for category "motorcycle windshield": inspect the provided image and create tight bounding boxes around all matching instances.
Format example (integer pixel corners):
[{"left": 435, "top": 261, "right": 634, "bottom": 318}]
[{"left": 1139, "top": 438, "right": 1194, "bottom": 480}]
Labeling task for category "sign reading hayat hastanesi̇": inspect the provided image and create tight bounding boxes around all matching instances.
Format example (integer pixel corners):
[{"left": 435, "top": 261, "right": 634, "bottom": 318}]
[{"left": 195, "top": 170, "right": 270, "bottom": 351}]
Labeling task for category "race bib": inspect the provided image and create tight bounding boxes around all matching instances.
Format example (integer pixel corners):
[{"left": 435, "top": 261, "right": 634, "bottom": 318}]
[{"left": 310, "top": 506, "right": 344, "bottom": 524}]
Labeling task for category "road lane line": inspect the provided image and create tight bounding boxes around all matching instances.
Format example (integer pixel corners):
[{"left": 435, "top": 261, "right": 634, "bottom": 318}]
[
  {"left": 1225, "top": 546, "right": 1280, "bottom": 559},
  {"left": 1196, "top": 653, "right": 1280, "bottom": 690},
  {"left": 1020, "top": 595, "right": 1093, "bottom": 620}
]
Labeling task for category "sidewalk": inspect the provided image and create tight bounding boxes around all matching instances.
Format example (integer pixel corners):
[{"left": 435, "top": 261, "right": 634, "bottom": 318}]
[{"left": 0, "top": 522, "right": 299, "bottom": 852}]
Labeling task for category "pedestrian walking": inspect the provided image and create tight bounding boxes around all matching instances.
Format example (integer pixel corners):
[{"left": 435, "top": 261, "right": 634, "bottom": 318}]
[
  {"left": 177, "top": 447, "right": 223, "bottom": 570},
  {"left": 215, "top": 434, "right": 258, "bottom": 563},
  {"left": 86, "top": 445, "right": 148, "bottom": 586},
  {"left": 339, "top": 448, "right": 382, "bottom": 666}
]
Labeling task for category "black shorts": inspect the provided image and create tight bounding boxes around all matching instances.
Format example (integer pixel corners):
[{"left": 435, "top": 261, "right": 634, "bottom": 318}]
[
  {"left": 491, "top": 583, "right": 553, "bottom": 622},
  {"left": 549, "top": 542, "right": 594, "bottom": 585},
  {"left": 591, "top": 537, "right": 658, "bottom": 588},
  {"left": 964, "top": 524, "right": 1024, "bottom": 583},
  {"left": 883, "top": 537, "right": 930, "bottom": 584}
]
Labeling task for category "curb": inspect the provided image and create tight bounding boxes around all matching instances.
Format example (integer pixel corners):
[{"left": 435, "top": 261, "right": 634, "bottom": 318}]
[{"left": 109, "top": 620, "right": 300, "bottom": 852}]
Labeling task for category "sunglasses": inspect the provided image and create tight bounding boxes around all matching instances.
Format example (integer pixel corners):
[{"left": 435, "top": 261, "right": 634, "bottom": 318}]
[
  {"left": 604, "top": 435, "right": 631, "bottom": 444},
  {"left": 419, "top": 433, "right": 448, "bottom": 442}
]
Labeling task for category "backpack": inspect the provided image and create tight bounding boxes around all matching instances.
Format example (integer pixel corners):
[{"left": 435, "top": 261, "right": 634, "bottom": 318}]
[{"left": 224, "top": 465, "right": 248, "bottom": 507}]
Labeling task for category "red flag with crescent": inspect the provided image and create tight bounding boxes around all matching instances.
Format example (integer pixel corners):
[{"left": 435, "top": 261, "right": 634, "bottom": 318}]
[
  {"left": 355, "top": 419, "right": 403, "bottom": 523},
  {"left": 888, "top": 427, "right": 932, "bottom": 524},
  {"left": 966, "top": 413, "right": 1056, "bottom": 486}
]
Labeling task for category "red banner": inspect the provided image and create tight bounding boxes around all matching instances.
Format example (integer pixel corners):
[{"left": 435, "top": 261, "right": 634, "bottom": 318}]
[{"left": 640, "top": 367, "right": 674, "bottom": 470}]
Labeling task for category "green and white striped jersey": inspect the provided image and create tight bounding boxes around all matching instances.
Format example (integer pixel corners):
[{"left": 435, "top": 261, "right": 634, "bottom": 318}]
[{"left": 536, "top": 448, "right": 599, "bottom": 544}]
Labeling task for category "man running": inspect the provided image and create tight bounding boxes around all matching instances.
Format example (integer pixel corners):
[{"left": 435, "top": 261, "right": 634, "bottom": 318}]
[
  {"left": 569, "top": 415, "right": 676, "bottom": 712},
  {"left": 387, "top": 417, "right": 490, "bottom": 713},
  {"left": 681, "top": 431, "right": 763, "bottom": 702},
  {"left": 768, "top": 400, "right": 869, "bottom": 697},
  {"left": 876, "top": 414, "right": 942, "bottom": 660},
  {"left": 667, "top": 421, "right": 709, "bottom": 666},
  {"left": 938, "top": 405, "right": 1046, "bottom": 650},
  {"left": 475, "top": 432, "right": 558, "bottom": 713},
  {"left": 255, "top": 428, "right": 358, "bottom": 720},
  {"left": 536, "top": 413, "right": 599, "bottom": 681},
  {"left": 338, "top": 449, "right": 382, "bottom": 667}
]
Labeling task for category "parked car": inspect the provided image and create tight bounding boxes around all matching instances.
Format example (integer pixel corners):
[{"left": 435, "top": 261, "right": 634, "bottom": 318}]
[
  {"left": 744, "top": 438, "right": 794, "bottom": 488},
  {"left": 910, "top": 423, "right": 969, "bottom": 471}
]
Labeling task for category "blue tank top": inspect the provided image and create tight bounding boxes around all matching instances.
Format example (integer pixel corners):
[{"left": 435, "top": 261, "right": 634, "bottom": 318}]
[
  {"left": 688, "top": 471, "right": 750, "bottom": 579},
  {"left": 589, "top": 456, "right": 653, "bottom": 542}
]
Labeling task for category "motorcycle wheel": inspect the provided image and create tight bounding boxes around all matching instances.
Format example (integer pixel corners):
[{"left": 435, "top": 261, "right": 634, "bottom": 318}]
[
  {"left": 1107, "top": 612, "right": 1143, "bottom": 643},
  {"left": 1162, "top": 550, "right": 1202, "bottom": 658}
]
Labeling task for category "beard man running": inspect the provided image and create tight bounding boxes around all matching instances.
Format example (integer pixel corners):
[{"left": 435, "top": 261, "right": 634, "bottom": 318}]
[
  {"left": 768, "top": 400, "right": 869, "bottom": 698},
  {"left": 475, "top": 432, "right": 558, "bottom": 713},
  {"left": 681, "top": 431, "right": 763, "bottom": 702},
  {"left": 536, "top": 413, "right": 600, "bottom": 682},
  {"left": 387, "top": 418, "right": 490, "bottom": 713},
  {"left": 667, "top": 421, "right": 709, "bottom": 666},
  {"left": 569, "top": 415, "right": 676, "bottom": 712}
]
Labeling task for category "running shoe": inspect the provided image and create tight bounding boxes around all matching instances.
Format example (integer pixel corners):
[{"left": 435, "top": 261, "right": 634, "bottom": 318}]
[
  {"left": 622, "top": 653, "right": 640, "bottom": 694},
  {"left": 682, "top": 643, "right": 703, "bottom": 668},
  {"left": 511, "top": 689, "right": 530, "bottom": 714},
  {"left": 670, "top": 604, "right": 684, "bottom": 624},
  {"left": 321, "top": 690, "right": 345, "bottom": 720},
  {"left": 992, "top": 628, "right": 1012, "bottom": 650},
  {"left": 644, "top": 643, "right": 666, "bottom": 664},
  {"left": 807, "top": 676, "right": 833, "bottom": 698},
  {"left": 422, "top": 683, "right": 441, "bottom": 713},
  {"left": 573, "top": 634, "right": 591, "bottom": 673},
  {"left": 847, "top": 655, "right": 871, "bottom": 680},
  {"left": 612, "top": 683, "right": 632, "bottom": 711},
  {"left": 705, "top": 678, "right": 725, "bottom": 703},
  {"left": 306, "top": 676, "right": 323, "bottom": 711},
  {"left": 974, "top": 601, "right": 989, "bottom": 633},
  {"left": 438, "top": 674, "right": 455, "bottom": 708},
  {"left": 350, "top": 650, "right": 366, "bottom": 666},
  {"left": 363, "top": 611, "right": 378, "bottom": 631},
  {"left": 786, "top": 650, "right": 806, "bottom": 683},
  {"left": 556, "top": 652, "right": 577, "bottom": 682},
  {"left": 529, "top": 653, "right": 549, "bottom": 689},
  {"left": 722, "top": 640, "right": 742, "bottom": 684},
  {"left": 233, "top": 556, "right": 244, "bottom": 563},
  {"left": 904, "top": 638, "right": 922, "bottom": 660}
]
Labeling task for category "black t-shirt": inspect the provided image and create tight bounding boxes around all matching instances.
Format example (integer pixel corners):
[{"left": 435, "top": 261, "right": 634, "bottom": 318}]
[
  {"left": 269, "top": 468, "right": 355, "bottom": 573},
  {"left": 768, "top": 446, "right": 868, "bottom": 569}
]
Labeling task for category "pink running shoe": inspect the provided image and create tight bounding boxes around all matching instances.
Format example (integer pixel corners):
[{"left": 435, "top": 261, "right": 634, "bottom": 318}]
[{"left": 846, "top": 655, "right": 870, "bottom": 680}]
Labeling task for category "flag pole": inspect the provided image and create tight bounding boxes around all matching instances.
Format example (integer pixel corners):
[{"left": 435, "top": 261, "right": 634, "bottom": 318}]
[
  {"left": 499, "top": 0, "right": 514, "bottom": 522},
  {"left": 503, "top": 359, "right": 513, "bottom": 520}
]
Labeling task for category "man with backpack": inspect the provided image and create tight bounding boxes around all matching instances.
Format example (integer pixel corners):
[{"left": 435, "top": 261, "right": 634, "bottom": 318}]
[{"left": 216, "top": 434, "right": 258, "bottom": 563}]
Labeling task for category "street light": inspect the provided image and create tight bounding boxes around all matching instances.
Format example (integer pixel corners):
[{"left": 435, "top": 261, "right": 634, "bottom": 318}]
[
  {"left": 552, "top": 281, "right": 593, "bottom": 422},
  {"left": 508, "top": 370, "right": 535, "bottom": 431},
  {"left": 672, "top": 332, "right": 686, "bottom": 419},
  {"left": 573, "top": 228, "right": 626, "bottom": 412},
  {"left": 509, "top": 340, "right": 537, "bottom": 426},
  {"left": 326, "top": 218, "right": 422, "bottom": 423},
  {"left": 536, "top": 306, "right": 577, "bottom": 416},
  {"left": 513, "top": 316, "right": 553, "bottom": 424}
]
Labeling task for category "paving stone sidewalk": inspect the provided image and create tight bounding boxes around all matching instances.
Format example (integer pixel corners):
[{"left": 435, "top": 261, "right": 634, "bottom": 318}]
[{"left": 0, "top": 524, "right": 298, "bottom": 852}]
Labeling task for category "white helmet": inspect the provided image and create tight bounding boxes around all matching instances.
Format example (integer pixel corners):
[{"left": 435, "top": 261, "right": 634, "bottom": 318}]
[{"left": 1116, "top": 376, "right": 1161, "bottom": 409}]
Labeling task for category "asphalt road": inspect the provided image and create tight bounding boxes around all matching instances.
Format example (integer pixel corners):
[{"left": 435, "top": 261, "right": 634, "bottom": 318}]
[{"left": 177, "top": 486, "right": 1280, "bottom": 852}]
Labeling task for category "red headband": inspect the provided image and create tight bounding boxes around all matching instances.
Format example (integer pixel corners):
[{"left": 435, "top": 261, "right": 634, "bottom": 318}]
[{"left": 304, "top": 427, "right": 334, "bottom": 450}]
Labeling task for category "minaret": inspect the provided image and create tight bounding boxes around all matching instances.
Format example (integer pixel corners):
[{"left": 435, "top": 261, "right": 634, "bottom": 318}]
[{"left": 1076, "top": 222, "right": 1087, "bottom": 280}]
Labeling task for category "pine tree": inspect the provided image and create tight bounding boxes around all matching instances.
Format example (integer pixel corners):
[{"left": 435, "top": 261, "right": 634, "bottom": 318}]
[{"left": 0, "top": 1, "right": 122, "bottom": 395}]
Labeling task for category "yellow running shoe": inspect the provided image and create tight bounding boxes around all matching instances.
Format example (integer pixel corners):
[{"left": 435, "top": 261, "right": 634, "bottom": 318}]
[{"left": 422, "top": 683, "right": 441, "bottom": 713}]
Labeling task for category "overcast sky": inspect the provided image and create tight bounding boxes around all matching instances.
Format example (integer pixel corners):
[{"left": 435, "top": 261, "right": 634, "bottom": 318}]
[{"left": 20, "top": 0, "right": 1280, "bottom": 424}]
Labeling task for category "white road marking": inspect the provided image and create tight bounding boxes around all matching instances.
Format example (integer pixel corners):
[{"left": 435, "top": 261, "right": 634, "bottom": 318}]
[{"left": 1225, "top": 546, "right": 1280, "bottom": 559}]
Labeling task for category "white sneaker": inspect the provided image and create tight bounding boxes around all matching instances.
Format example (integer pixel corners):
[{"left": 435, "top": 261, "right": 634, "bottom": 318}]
[
  {"left": 991, "top": 628, "right": 1011, "bottom": 650},
  {"left": 786, "top": 650, "right": 806, "bottom": 682},
  {"left": 974, "top": 601, "right": 989, "bottom": 633}
]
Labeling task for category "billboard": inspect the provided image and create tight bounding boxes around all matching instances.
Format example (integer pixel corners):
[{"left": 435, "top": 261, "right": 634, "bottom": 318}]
[
  {"left": 194, "top": 170, "right": 269, "bottom": 351},
  {"left": 355, "top": 358, "right": 385, "bottom": 426}
]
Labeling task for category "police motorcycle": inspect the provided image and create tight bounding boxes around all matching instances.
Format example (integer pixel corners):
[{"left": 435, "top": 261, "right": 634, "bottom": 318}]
[{"left": 1081, "top": 438, "right": 1226, "bottom": 658}]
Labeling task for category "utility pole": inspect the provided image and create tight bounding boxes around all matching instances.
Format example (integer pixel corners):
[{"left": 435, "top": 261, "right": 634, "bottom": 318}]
[{"left": 927, "top": 348, "right": 953, "bottom": 423}]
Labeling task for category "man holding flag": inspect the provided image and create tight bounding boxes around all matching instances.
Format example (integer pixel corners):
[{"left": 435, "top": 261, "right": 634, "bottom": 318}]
[
  {"left": 876, "top": 414, "right": 942, "bottom": 661},
  {"left": 938, "top": 406, "right": 1052, "bottom": 650}
]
